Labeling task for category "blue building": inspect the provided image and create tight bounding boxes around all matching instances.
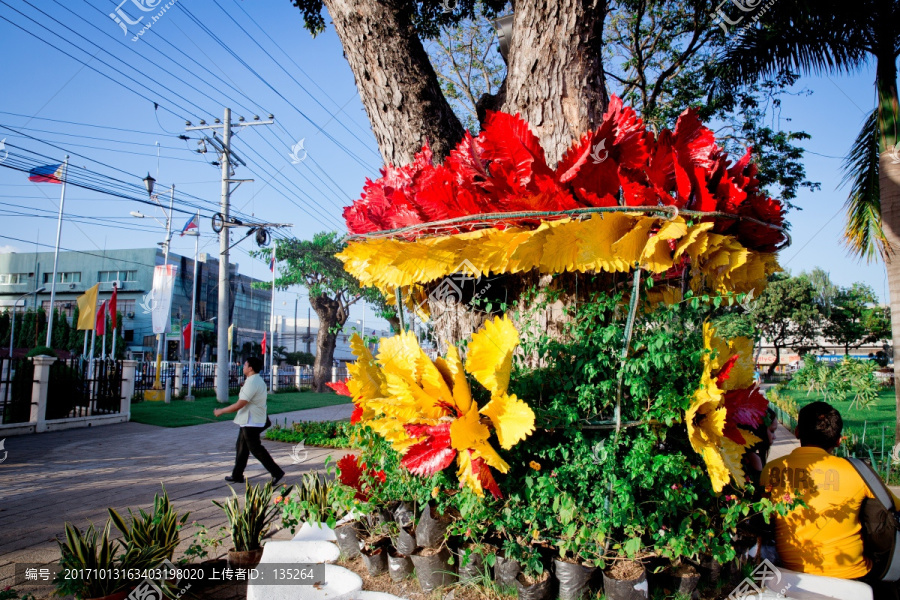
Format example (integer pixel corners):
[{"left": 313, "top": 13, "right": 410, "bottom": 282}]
[{"left": 0, "top": 248, "right": 272, "bottom": 360}]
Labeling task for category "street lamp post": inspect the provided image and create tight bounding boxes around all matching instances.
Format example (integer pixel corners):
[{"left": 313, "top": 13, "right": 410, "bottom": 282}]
[
  {"left": 138, "top": 174, "right": 175, "bottom": 394},
  {"left": 10, "top": 287, "right": 46, "bottom": 357}
]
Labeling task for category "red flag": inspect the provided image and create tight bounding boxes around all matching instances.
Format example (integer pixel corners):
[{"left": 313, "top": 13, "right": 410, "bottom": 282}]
[
  {"left": 95, "top": 300, "right": 107, "bottom": 335},
  {"left": 182, "top": 321, "right": 192, "bottom": 350},
  {"left": 109, "top": 284, "right": 118, "bottom": 331},
  {"left": 261, "top": 332, "right": 267, "bottom": 356}
]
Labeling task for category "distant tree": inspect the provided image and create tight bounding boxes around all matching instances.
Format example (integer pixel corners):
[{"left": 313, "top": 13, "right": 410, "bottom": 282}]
[
  {"left": 258, "top": 233, "right": 396, "bottom": 392},
  {"left": 805, "top": 268, "right": 839, "bottom": 318},
  {"left": 824, "top": 283, "right": 892, "bottom": 355},
  {"left": 751, "top": 273, "right": 822, "bottom": 375},
  {"left": 285, "top": 351, "right": 315, "bottom": 366}
]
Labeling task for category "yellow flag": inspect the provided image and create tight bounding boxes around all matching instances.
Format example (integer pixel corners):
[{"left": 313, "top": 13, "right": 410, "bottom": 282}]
[
  {"left": 228, "top": 323, "right": 234, "bottom": 347},
  {"left": 76, "top": 284, "right": 99, "bottom": 330}
]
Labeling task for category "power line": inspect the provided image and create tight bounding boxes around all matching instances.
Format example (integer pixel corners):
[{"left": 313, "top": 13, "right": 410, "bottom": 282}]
[{"left": 0, "top": 9, "right": 193, "bottom": 121}]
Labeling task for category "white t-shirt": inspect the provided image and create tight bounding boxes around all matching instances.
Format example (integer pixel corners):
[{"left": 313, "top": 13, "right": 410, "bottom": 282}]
[{"left": 234, "top": 373, "right": 268, "bottom": 427}]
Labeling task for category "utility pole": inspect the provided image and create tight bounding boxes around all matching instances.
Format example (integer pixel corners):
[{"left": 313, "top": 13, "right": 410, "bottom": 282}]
[
  {"left": 187, "top": 109, "right": 274, "bottom": 403},
  {"left": 293, "top": 296, "right": 298, "bottom": 353},
  {"left": 306, "top": 307, "right": 311, "bottom": 354}
]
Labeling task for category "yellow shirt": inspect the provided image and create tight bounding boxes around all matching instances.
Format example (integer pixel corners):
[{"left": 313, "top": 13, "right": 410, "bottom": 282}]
[{"left": 761, "top": 447, "right": 887, "bottom": 579}]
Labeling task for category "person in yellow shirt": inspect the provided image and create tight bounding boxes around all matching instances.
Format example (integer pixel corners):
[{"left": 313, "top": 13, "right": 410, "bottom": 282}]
[{"left": 761, "top": 401, "right": 900, "bottom": 592}]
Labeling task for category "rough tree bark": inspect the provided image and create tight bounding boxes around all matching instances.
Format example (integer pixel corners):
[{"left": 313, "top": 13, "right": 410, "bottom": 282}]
[
  {"left": 498, "top": 0, "right": 610, "bottom": 166},
  {"left": 310, "top": 294, "right": 347, "bottom": 392},
  {"left": 322, "top": 0, "right": 466, "bottom": 165}
]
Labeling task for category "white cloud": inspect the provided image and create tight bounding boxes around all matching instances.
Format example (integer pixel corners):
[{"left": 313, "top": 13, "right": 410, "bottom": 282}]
[{"left": 0, "top": 245, "right": 18, "bottom": 254}]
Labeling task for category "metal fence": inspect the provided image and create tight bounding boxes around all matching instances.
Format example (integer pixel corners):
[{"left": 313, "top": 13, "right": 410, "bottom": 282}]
[
  {"left": 47, "top": 359, "right": 122, "bottom": 418},
  {"left": 761, "top": 372, "right": 793, "bottom": 384},
  {"left": 132, "top": 361, "right": 177, "bottom": 400},
  {"left": 0, "top": 357, "right": 34, "bottom": 424},
  {"left": 183, "top": 363, "right": 217, "bottom": 392}
]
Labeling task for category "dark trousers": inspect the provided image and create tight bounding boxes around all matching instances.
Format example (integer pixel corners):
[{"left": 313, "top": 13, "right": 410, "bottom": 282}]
[{"left": 231, "top": 425, "right": 283, "bottom": 480}]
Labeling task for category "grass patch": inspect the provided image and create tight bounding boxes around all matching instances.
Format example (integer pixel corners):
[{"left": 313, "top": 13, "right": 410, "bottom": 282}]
[
  {"left": 130, "top": 392, "right": 352, "bottom": 428},
  {"left": 265, "top": 419, "right": 359, "bottom": 448},
  {"left": 779, "top": 387, "right": 896, "bottom": 445}
]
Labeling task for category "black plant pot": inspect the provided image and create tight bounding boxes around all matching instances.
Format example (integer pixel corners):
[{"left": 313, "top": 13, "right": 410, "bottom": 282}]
[
  {"left": 495, "top": 555, "right": 521, "bottom": 589},
  {"left": 458, "top": 547, "right": 491, "bottom": 584},
  {"left": 367, "top": 508, "right": 393, "bottom": 529},
  {"left": 515, "top": 572, "right": 554, "bottom": 600},
  {"left": 416, "top": 502, "right": 450, "bottom": 549},
  {"left": 554, "top": 559, "right": 596, "bottom": 600},
  {"left": 387, "top": 548, "right": 414, "bottom": 582},
  {"left": 671, "top": 569, "right": 700, "bottom": 596},
  {"left": 602, "top": 564, "right": 648, "bottom": 600},
  {"left": 410, "top": 547, "right": 457, "bottom": 592},
  {"left": 361, "top": 546, "right": 388, "bottom": 576},
  {"left": 393, "top": 501, "right": 415, "bottom": 528},
  {"left": 395, "top": 526, "right": 417, "bottom": 556},
  {"left": 334, "top": 521, "right": 362, "bottom": 558}
]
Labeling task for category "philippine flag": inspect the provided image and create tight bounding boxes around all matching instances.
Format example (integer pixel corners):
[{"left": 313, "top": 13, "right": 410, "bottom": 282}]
[
  {"left": 28, "top": 164, "right": 64, "bottom": 183},
  {"left": 180, "top": 213, "right": 199, "bottom": 236}
]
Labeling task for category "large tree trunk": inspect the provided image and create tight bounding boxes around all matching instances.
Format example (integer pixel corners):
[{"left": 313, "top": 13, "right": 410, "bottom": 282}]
[
  {"left": 880, "top": 151, "right": 900, "bottom": 441},
  {"left": 310, "top": 294, "right": 347, "bottom": 393},
  {"left": 875, "top": 54, "right": 900, "bottom": 441},
  {"left": 500, "top": 0, "right": 610, "bottom": 166},
  {"left": 322, "top": 0, "right": 466, "bottom": 165}
]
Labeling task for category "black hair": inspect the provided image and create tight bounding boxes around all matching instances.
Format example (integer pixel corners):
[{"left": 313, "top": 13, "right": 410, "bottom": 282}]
[
  {"left": 796, "top": 401, "right": 843, "bottom": 450},
  {"left": 245, "top": 356, "right": 264, "bottom": 374}
]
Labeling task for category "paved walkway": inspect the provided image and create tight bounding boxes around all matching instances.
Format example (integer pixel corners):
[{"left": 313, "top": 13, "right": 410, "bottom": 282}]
[{"left": 0, "top": 403, "right": 355, "bottom": 599}]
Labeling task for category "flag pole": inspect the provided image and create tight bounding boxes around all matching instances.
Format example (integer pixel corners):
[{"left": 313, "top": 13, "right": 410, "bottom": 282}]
[
  {"left": 111, "top": 282, "right": 117, "bottom": 360},
  {"left": 269, "top": 246, "right": 276, "bottom": 393},
  {"left": 187, "top": 213, "right": 199, "bottom": 400},
  {"left": 45, "top": 156, "right": 69, "bottom": 348}
]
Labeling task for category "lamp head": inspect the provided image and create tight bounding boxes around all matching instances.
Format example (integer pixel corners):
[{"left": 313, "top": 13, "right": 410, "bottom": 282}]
[{"left": 143, "top": 173, "right": 156, "bottom": 197}]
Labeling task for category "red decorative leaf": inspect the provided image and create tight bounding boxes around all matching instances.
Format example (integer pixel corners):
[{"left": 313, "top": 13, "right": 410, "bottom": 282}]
[
  {"left": 714, "top": 355, "right": 739, "bottom": 385},
  {"left": 350, "top": 403, "right": 363, "bottom": 425},
  {"left": 472, "top": 455, "right": 503, "bottom": 499},
  {"left": 326, "top": 379, "right": 352, "bottom": 397},
  {"left": 401, "top": 422, "right": 456, "bottom": 476},
  {"left": 723, "top": 386, "right": 769, "bottom": 438}
]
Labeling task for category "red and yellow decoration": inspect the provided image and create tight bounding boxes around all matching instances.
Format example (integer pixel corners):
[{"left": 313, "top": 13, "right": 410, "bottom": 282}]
[
  {"left": 686, "top": 323, "right": 768, "bottom": 492},
  {"left": 338, "top": 316, "right": 535, "bottom": 498},
  {"left": 338, "top": 95, "right": 786, "bottom": 312}
]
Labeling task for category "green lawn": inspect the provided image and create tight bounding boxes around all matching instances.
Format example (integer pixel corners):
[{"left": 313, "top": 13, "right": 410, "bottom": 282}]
[
  {"left": 130, "top": 392, "right": 352, "bottom": 428},
  {"left": 779, "top": 387, "right": 897, "bottom": 446}
]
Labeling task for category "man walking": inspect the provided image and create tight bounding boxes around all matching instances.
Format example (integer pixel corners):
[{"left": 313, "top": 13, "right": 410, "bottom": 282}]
[{"left": 214, "top": 356, "right": 285, "bottom": 485}]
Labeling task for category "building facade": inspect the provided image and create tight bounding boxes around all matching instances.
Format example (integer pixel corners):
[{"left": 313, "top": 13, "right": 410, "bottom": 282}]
[{"left": 0, "top": 249, "right": 272, "bottom": 360}]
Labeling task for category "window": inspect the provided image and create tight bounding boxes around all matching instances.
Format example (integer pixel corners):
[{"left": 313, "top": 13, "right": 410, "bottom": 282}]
[
  {"left": 42, "top": 272, "right": 81, "bottom": 284},
  {"left": 118, "top": 300, "right": 136, "bottom": 317},
  {"left": 98, "top": 270, "right": 136, "bottom": 282},
  {"left": 41, "top": 301, "right": 76, "bottom": 318},
  {"left": 0, "top": 273, "right": 28, "bottom": 284}
]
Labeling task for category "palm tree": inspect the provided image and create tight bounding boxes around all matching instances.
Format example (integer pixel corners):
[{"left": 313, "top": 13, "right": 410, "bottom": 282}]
[{"left": 716, "top": 0, "right": 900, "bottom": 437}]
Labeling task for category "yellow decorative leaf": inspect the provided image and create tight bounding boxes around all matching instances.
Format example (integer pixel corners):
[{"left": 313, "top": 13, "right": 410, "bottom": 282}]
[
  {"left": 640, "top": 218, "right": 688, "bottom": 272},
  {"left": 611, "top": 217, "right": 656, "bottom": 267},
  {"left": 540, "top": 219, "right": 588, "bottom": 273},
  {"left": 434, "top": 346, "right": 473, "bottom": 414},
  {"left": 465, "top": 315, "right": 520, "bottom": 396},
  {"left": 575, "top": 213, "right": 636, "bottom": 272},
  {"left": 480, "top": 393, "right": 536, "bottom": 449},
  {"left": 450, "top": 406, "right": 491, "bottom": 452}
]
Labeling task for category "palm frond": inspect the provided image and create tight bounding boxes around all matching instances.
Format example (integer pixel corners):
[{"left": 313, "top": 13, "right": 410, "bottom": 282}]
[
  {"left": 841, "top": 109, "right": 887, "bottom": 262},
  {"left": 714, "top": 0, "right": 870, "bottom": 90}
]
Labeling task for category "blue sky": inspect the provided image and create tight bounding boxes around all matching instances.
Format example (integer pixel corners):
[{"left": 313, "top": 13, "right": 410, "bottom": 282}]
[{"left": 0, "top": 0, "right": 890, "bottom": 337}]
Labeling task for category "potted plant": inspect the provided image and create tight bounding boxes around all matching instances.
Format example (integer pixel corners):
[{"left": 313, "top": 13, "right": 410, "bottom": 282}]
[
  {"left": 359, "top": 520, "right": 390, "bottom": 576},
  {"left": 214, "top": 481, "right": 289, "bottom": 569},
  {"left": 108, "top": 485, "right": 189, "bottom": 561},
  {"left": 511, "top": 544, "right": 553, "bottom": 600},
  {"left": 177, "top": 522, "right": 230, "bottom": 588},
  {"left": 601, "top": 556, "right": 648, "bottom": 600},
  {"left": 53, "top": 521, "right": 168, "bottom": 600},
  {"left": 552, "top": 494, "right": 603, "bottom": 600}
]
